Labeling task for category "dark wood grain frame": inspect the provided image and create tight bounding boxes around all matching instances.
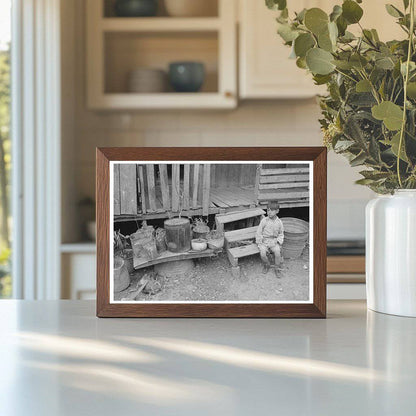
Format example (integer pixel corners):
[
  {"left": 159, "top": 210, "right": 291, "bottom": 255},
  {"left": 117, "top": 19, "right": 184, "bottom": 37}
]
[{"left": 97, "top": 147, "right": 327, "bottom": 318}]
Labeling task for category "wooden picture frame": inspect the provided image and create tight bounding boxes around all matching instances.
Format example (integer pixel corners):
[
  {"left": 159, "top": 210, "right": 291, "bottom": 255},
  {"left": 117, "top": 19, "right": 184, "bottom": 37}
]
[{"left": 97, "top": 147, "right": 327, "bottom": 318}]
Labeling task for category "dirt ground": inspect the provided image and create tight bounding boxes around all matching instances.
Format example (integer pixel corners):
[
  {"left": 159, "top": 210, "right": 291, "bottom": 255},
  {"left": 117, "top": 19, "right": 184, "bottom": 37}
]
[{"left": 115, "top": 249, "right": 310, "bottom": 302}]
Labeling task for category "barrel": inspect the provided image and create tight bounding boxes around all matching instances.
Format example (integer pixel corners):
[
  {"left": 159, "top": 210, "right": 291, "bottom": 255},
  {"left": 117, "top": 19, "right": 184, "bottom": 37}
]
[
  {"left": 164, "top": 218, "right": 191, "bottom": 253},
  {"left": 281, "top": 217, "right": 309, "bottom": 259}
]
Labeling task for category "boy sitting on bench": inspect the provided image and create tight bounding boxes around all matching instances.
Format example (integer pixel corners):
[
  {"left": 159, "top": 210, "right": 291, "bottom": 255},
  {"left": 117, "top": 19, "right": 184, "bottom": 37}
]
[{"left": 256, "top": 201, "right": 284, "bottom": 277}]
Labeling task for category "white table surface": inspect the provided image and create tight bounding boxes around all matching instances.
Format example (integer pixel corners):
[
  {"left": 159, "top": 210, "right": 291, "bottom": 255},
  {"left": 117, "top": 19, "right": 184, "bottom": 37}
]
[{"left": 0, "top": 300, "right": 415, "bottom": 416}]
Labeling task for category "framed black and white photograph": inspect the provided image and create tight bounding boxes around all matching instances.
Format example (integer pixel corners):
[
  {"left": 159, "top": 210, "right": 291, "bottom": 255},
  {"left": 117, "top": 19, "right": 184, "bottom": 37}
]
[{"left": 96, "top": 147, "right": 327, "bottom": 317}]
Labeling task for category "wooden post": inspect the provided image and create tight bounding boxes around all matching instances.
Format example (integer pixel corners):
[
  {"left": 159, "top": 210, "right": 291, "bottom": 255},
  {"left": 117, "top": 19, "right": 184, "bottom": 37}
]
[
  {"left": 202, "top": 164, "right": 211, "bottom": 217},
  {"left": 120, "top": 163, "right": 138, "bottom": 215},
  {"left": 159, "top": 164, "right": 170, "bottom": 210},
  {"left": 146, "top": 164, "right": 156, "bottom": 212},
  {"left": 254, "top": 164, "right": 261, "bottom": 205},
  {"left": 138, "top": 165, "right": 146, "bottom": 214},
  {"left": 183, "top": 164, "right": 190, "bottom": 211},
  {"left": 192, "top": 164, "right": 199, "bottom": 209},
  {"left": 113, "top": 163, "right": 121, "bottom": 215},
  {"left": 172, "top": 164, "right": 180, "bottom": 212}
]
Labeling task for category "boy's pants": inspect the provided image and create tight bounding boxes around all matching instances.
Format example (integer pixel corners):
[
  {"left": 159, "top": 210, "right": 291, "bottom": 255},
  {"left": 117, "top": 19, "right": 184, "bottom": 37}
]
[{"left": 258, "top": 240, "right": 282, "bottom": 266}]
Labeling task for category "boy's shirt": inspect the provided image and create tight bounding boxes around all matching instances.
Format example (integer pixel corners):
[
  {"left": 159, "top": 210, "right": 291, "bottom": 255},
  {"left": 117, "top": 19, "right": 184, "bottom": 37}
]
[{"left": 256, "top": 216, "right": 284, "bottom": 246}]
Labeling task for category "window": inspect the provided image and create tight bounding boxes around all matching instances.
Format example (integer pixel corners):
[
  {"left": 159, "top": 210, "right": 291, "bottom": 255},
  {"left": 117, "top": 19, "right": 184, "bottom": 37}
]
[{"left": 0, "top": 0, "right": 11, "bottom": 298}]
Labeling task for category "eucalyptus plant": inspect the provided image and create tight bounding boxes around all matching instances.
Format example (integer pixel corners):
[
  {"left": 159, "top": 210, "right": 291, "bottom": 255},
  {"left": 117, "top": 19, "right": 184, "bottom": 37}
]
[{"left": 266, "top": 0, "right": 416, "bottom": 193}]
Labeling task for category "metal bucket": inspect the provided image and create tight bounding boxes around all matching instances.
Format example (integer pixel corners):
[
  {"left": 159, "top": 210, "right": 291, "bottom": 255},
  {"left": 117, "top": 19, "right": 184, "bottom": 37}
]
[{"left": 281, "top": 217, "right": 309, "bottom": 259}]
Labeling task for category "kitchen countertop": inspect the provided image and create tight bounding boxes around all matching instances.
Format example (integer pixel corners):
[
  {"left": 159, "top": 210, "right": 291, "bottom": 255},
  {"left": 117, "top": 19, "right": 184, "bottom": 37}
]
[{"left": 0, "top": 300, "right": 415, "bottom": 415}]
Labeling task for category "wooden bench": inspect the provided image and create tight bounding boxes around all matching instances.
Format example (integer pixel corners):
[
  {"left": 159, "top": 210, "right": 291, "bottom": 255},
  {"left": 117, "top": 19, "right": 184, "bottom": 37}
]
[
  {"left": 217, "top": 208, "right": 265, "bottom": 278},
  {"left": 133, "top": 248, "right": 221, "bottom": 270}
]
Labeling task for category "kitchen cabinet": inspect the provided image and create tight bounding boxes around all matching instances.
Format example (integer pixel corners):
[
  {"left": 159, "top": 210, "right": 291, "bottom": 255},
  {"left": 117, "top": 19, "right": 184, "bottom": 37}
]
[
  {"left": 86, "top": 0, "right": 237, "bottom": 109},
  {"left": 238, "top": 0, "right": 404, "bottom": 99}
]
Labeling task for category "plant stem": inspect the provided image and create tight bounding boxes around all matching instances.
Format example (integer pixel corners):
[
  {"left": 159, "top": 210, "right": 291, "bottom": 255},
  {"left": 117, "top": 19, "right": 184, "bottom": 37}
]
[
  {"left": 397, "top": 0, "right": 415, "bottom": 188},
  {"left": 334, "top": 68, "right": 357, "bottom": 83}
]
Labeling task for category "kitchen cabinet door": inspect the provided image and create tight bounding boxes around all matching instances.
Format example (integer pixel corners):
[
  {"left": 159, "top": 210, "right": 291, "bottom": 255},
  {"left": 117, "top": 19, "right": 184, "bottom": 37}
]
[{"left": 239, "top": 0, "right": 327, "bottom": 99}]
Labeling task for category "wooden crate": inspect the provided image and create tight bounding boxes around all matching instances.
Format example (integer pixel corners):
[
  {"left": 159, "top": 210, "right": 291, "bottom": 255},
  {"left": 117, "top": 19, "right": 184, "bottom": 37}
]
[{"left": 255, "top": 164, "right": 310, "bottom": 208}]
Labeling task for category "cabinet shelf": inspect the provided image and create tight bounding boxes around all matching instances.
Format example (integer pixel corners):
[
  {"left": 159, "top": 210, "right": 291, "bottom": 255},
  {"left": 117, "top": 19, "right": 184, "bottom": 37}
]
[
  {"left": 90, "top": 92, "right": 235, "bottom": 110},
  {"left": 101, "top": 17, "right": 221, "bottom": 32}
]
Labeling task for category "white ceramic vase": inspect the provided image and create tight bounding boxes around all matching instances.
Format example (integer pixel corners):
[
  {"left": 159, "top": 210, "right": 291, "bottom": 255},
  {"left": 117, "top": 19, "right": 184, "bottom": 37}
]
[{"left": 366, "top": 190, "right": 416, "bottom": 317}]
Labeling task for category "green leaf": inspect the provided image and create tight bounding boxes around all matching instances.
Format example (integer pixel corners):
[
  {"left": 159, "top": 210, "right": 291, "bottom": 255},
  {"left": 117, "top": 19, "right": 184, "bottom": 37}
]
[
  {"left": 333, "top": 59, "right": 353, "bottom": 70},
  {"left": 318, "top": 32, "right": 333, "bottom": 52},
  {"left": 360, "top": 170, "right": 391, "bottom": 180},
  {"left": 266, "top": 0, "right": 287, "bottom": 11},
  {"left": 356, "top": 79, "right": 372, "bottom": 92},
  {"left": 350, "top": 53, "right": 368, "bottom": 69},
  {"left": 382, "top": 132, "right": 409, "bottom": 162},
  {"left": 334, "top": 139, "right": 355, "bottom": 152},
  {"left": 369, "top": 136, "right": 381, "bottom": 162},
  {"left": 296, "top": 57, "right": 307, "bottom": 69},
  {"left": 294, "top": 33, "right": 315, "bottom": 57},
  {"left": 306, "top": 48, "right": 335, "bottom": 75},
  {"left": 372, "top": 101, "right": 403, "bottom": 130},
  {"left": 336, "top": 15, "right": 348, "bottom": 36},
  {"left": 313, "top": 74, "right": 332, "bottom": 85},
  {"left": 385, "top": 4, "right": 403, "bottom": 18},
  {"left": 330, "top": 5, "right": 343, "bottom": 22},
  {"left": 403, "top": 0, "right": 410, "bottom": 9},
  {"left": 342, "top": 0, "right": 363, "bottom": 24},
  {"left": 295, "top": 8, "right": 307, "bottom": 22},
  {"left": 340, "top": 31, "right": 356, "bottom": 42},
  {"left": 401, "top": 61, "right": 416, "bottom": 76},
  {"left": 371, "top": 29, "right": 380, "bottom": 42},
  {"left": 407, "top": 82, "right": 416, "bottom": 99},
  {"left": 375, "top": 56, "right": 395, "bottom": 70},
  {"left": 277, "top": 23, "right": 299, "bottom": 42},
  {"left": 350, "top": 152, "right": 368, "bottom": 167},
  {"left": 304, "top": 8, "right": 329, "bottom": 35},
  {"left": 355, "top": 178, "right": 377, "bottom": 185}
]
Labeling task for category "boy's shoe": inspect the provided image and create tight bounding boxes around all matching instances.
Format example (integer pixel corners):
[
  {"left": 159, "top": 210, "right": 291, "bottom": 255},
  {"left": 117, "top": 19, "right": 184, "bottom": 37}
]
[
  {"left": 262, "top": 263, "right": 270, "bottom": 274},
  {"left": 274, "top": 267, "right": 281, "bottom": 278}
]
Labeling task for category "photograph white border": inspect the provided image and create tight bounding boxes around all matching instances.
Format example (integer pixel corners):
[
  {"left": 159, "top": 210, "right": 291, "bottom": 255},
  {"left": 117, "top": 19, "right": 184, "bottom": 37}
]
[{"left": 109, "top": 161, "right": 314, "bottom": 304}]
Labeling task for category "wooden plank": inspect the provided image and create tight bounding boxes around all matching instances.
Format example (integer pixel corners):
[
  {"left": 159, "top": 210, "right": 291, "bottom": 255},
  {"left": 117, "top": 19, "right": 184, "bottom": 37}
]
[
  {"left": 224, "top": 226, "right": 258, "bottom": 243},
  {"left": 216, "top": 208, "right": 265, "bottom": 224},
  {"left": 214, "top": 187, "right": 241, "bottom": 206},
  {"left": 260, "top": 174, "right": 309, "bottom": 184},
  {"left": 119, "top": 163, "right": 138, "bottom": 215},
  {"left": 146, "top": 164, "right": 156, "bottom": 212},
  {"left": 228, "top": 243, "right": 259, "bottom": 259},
  {"left": 259, "top": 182, "right": 310, "bottom": 190},
  {"left": 138, "top": 165, "right": 146, "bottom": 214},
  {"left": 258, "top": 190, "right": 310, "bottom": 200},
  {"left": 133, "top": 248, "right": 220, "bottom": 269},
  {"left": 202, "top": 164, "right": 211, "bottom": 216},
  {"left": 209, "top": 191, "right": 232, "bottom": 208},
  {"left": 172, "top": 163, "right": 180, "bottom": 212},
  {"left": 261, "top": 167, "right": 309, "bottom": 175},
  {"left": 327, "top": 256, "right": 365, "bottom": 274},
  {"left": 192, "top": 164, "right": 200, "bottom": 209},
  {"left": 210, "top": 164, "right": 216, "bottom": 187},
  {"left": 159, "top": 164, "right": 170, "bottom": 210},
  {"left": 113, "top": 164, "right": 121, "bottom": 215},
  {"left": 254, "top": 164, "right": 261, "bottom": 203},
  {"left": 183, "top": 164, "right": 190, "bottom": 211},
  {"left": 259, "top": 200, "right": 309, "bottom": 209}
]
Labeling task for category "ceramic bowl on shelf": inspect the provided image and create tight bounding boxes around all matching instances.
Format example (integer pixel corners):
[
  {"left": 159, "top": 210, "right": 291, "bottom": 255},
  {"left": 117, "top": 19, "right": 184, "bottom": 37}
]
[
  {"left": 114, "top": 0, "right": 158, "bottom": 17},
  {"left": 127, "top": 68, "right": 167, "bottom": 93},
  {"left": 168, "top": 62, "right": 205, "bottom": 92},
  {"left": 164, "top": 0, "right": 217, "bottom": 17},
  {"left": 191, "top": 238, "right": 208, "bottom": 252}
]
